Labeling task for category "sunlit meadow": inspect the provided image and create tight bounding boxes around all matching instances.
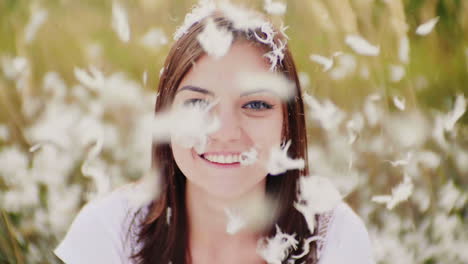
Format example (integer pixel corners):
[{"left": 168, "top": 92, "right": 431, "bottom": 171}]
[{"left": 0, "top": 0, "right": 467, "bottom": 263}]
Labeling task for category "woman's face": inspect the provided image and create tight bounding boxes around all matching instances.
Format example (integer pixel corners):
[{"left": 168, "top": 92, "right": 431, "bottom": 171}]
[{"left": 171, "top": 41, "right": 284, "bottom": 199}]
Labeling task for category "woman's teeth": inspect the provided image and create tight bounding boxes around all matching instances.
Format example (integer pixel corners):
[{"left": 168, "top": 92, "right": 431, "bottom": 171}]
[{"left": 202, "top": 154, "right": 241, "bottom": 164}]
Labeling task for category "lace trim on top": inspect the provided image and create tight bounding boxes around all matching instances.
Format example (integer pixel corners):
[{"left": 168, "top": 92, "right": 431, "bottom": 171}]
[{"left": 316, "top": 210, "right": 335, "bottom": 260}]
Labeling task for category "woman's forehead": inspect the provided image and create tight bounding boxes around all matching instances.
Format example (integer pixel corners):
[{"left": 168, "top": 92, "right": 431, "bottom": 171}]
[{"left": 179, "top": 42, "right": 271, "bottom": 89}]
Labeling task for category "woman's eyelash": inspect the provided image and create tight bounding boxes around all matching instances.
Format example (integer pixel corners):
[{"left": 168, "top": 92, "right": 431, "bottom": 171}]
[
  {"left": 183, "top": 99, "right": 273, "bottom": 111},
  {"left": 183, "top": 98, "right": 209, "bottom": 107},
  {"left": 242, "top": 100, "right": 274, "bottom": 110}
]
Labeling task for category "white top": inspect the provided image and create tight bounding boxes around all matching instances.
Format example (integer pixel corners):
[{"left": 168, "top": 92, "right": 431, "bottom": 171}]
[{"left": 54, "top": 186, "right": 375, "bottom": 264}]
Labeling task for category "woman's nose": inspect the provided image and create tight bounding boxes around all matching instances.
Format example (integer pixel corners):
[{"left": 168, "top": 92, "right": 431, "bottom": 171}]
[{"left": 209, "top": 107, "right": 242, "bottom": 143}]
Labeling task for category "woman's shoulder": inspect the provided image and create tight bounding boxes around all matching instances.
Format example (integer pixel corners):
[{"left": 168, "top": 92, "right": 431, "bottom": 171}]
[
  {"left": 317, "top": 201, "right": 375, "bottom": 264},
  {"left": 54, "top": 183, "right": 145, "bottom": 264}
]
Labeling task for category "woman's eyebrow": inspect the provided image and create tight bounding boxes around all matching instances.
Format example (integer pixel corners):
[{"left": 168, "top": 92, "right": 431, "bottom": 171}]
[
  {"left": 176, "top": 85, "right": 214, "bottom": 96},
  {"left": 240, "top": 89, "right": 276, "bottom": 97}
]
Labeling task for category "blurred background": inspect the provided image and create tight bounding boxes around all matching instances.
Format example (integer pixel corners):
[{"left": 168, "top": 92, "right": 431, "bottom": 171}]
[{"left": 0, "top": 0, "right": 467, "bottom": 263}]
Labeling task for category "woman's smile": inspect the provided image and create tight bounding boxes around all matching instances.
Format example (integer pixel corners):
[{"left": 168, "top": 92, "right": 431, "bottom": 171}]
[{"left": 195, "top": 150, "right": 243, "bottom": 169}]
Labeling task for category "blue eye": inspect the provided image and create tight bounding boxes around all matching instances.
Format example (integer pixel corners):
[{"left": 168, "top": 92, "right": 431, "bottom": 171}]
[
  {"left": 243, "top": 101, "right": 273, "bottom": 110},
  {"left": 183, "top": 98, "right": 209, "bottom": 108}
]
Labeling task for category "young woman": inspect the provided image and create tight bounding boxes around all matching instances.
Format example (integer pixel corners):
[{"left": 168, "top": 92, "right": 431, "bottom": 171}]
[{"left": 54, "top": 4, "right": 374, "bottom": 264}]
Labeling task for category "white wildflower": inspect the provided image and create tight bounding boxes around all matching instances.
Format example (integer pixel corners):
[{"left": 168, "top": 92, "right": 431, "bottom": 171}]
[
  {"left": 140, "top": 28, "right": 168, "bottom": 48},
  {"left": 266, "top": 140, "right": 305, "bottom": 175},
  {"left": 392, "top": 95, "right": 406, "bottom": 110},
  {"left": 346, "top": 113, "right": 364, "bottom": 144},
  {"left": 2, "top": 185, "right": 40, "bottom": 213},
  {"left": 257, "top": 225, "right": 298, "bottom": 264},
  {"left": 363, "top": 94, "right": 382, "bottom": 127},
  {"left": 416, "top": 17, "right": 439, "bottom": 36},
  {"left": 240, "top": 147, "right": 258, "bottom": 166},
  {"left": 294, "top": 175, "right": 342, "bottom": 233},
  {"left": 47, "top": 184, "right": 83, "bottom": 234},
  {"left": 75, "top": 67, "right": 145, "bottom": 109},
  {"left": 438, "top": 180, "right": 467, "bottom": 212},
  {"left": 81, "top": 136, "right": 111, "bottom": 199},
  {"left": 43, "top": 72, "right": 67, "bottom": 100},
  {"left": 1, "top": 56, "right": 29, "bottom": 80},
  {"left": 415, "top": 151, "right": 440, "bottom": 169},
  {"left": 345, "top": 35, "right": 380, "bottom": 56},
  {"left": 329, "top": 53, "right": 356, "bottom": 80},
  {"left": 264, "top": 0, "right": 287, "bottom": 16},
  {"left": 24, "top": 8, "right": 48, "bottom": 43},
  {"left": 29, "top": 144, "right": 73, "bottom": 187},
  {"left": 237, "top": 71, "right": 295, "bottom": 101},
  {"left": 0, "top": 124, "right": 9, "bottom": 141},
  {"left": 399, "top": 36, "right": 410, "bottom": 64},
  {"left": 372, "top": 174, "right": 413, "bottom": 210},
  {"left": 303, "top": 92, "right": 345, "bottom": 131},
  {"left": 412, "top": 188, "right": 431, "bottom": 212},
  {"left": 197, "top": 18, "right": 233, "bottom": 58},
  {"left": 389, "top": 64, "right": 405, "bottom": 82},
  {"left": 454, "top": 147, "right": 468, "bottom": 173},
  {"left": 444, "top": 94, "right": 466, "bottom": 131},
  {"left": 388, "top": 151, "right": 413, "bottom": 167},
  {"left": 224, "top": 208, "right": 247, "bottom": 235},
  {"left": 25, "top": 102, "right": 82, "bottom": 150},
  {"left": 432, "top": 113, "right": 448, "bottom": 150},
  {"left": 0, "top": 146, "right": 29, "bottom": 184},
  {"left": 74, "top": 66, "right": 106, "bottom": 91},
  {"left": 112, "top": 1, "right": 131, "bottom": 42}
]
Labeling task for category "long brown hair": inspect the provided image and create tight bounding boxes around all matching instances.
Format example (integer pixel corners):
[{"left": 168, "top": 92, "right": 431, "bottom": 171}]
[{"left": 130, "top": 10, "right": 317, "bottom": 264}]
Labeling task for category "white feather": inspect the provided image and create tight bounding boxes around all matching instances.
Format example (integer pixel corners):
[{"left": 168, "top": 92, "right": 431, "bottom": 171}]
[
  {"left": 197, "top": 18, "right": 233, "bottom": 58},
  {"left": 74, "top": 66, "right": 106, "bottom": 91},
  {"left": 398, "top": 36, "right": 410, "bottom": 64},
  {"left": 224, "top": 208, "right": 247, "bottom": 235},
  {"left": 303, "top": 92, "right": 345, "bottom": 131},
  {"left": 266, "top": 140, "right": 305, "bottom": 175},
  {"left": 309, "top": 54, "right": 333, "bottom": 72},
  {"left": 257, "top": 225, "right": 299, "bottom": 264},
  {"left": 240, "top": 147, "right": 258, "bottom": 166},
  {"left": 24, "top": 8, "right": 48, "bottom": 43},
  {"left": 345, "top": 35, "right": 380, "bottom": 56},
  {"left": 140, "top": 28, "right": 168, "bottom": 48},
  {"left": 264, "top": 0, "right": 287, "bottom": 16},
  {"left": 389, "top": 65, "right": 405, "bottom": 83},
  {"left": 444, "top": 94, "right": 466, "bottom": 131},
  {"left": 416, "top": 17, "right": 439, "bottom": 36},
  {"left": 174, "top": 0, "right": 216, "bottom": 40},
  {"left": 392, "top": 95, "right": 406, "bottom": 110},
  {"left": 152, "top": 101, "right": 220, "bottom": 154},
  {"left": 372, "top": 174, "right": 413, "bottom": 210},
  {"left": 294, "top": 175, "right": 342, "bottom": 233},
  {"left": 112, "top": 2, "right": 131, "bottom": 42},
  {"left": 237, "top": 71, "right": 295, "bottom": 101}
]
